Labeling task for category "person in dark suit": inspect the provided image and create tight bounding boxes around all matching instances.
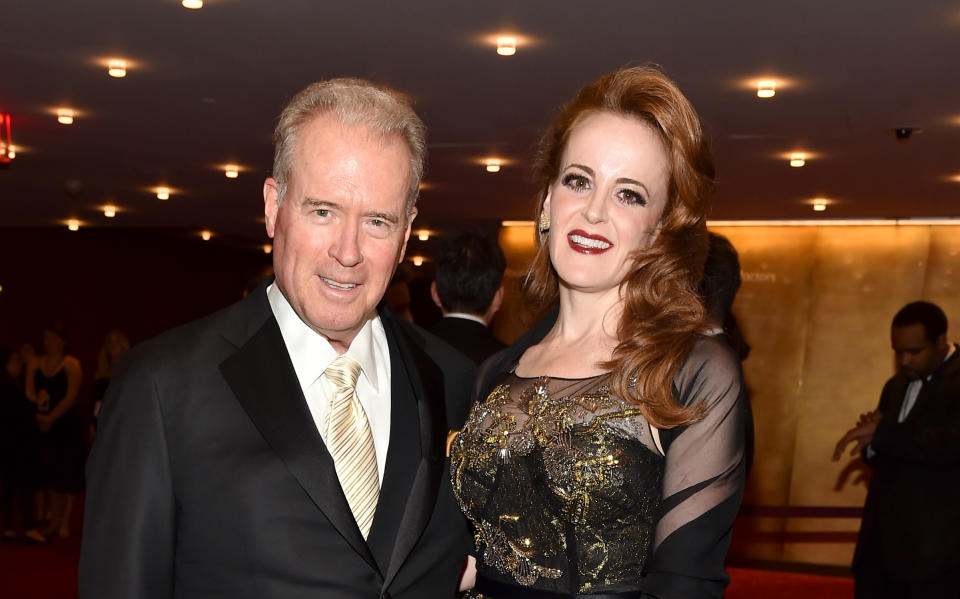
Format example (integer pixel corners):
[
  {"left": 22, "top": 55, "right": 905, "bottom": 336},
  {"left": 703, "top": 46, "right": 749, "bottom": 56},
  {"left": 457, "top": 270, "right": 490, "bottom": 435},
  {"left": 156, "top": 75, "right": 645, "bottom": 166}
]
[
  {"left": 833, "top": 301, "right": 960, "bottom": 599},
  {"left": 698, "top": 232, "right": 754, "bottom": 474},
  {"left": 80, "top": 78, "right": 475, "bottom": 599},
  {"left": 429, "top": 230, "right": 507, "bottom": 365}
]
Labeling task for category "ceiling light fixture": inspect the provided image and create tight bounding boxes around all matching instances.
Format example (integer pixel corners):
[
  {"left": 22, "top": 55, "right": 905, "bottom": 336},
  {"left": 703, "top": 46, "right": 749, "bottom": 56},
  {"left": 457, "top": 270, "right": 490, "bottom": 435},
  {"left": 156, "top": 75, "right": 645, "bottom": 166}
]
[
  {"left": 57, "top": 109, "right": 74, "bottom": 125},
  {"left": 417, "top": 230, "right": 430, "bottom": 241},
  {"left": 412, "top": 256, "right": 424, "bottom": 266},
  {"left": 200, "top": 230, "right": 213, "bottom": 241},
  {"left": 67, "top": 219, "right": 80, "bottom": 231},
  {"left": 262, "top": 244, "right": 273, "bottom": 254},
  {"left": 107, "top": 60, "right": 127, "bottom": 78},
  {"left": 156, "top": 186, "right": 170, "bottom": 200},
  {"left": 182, "top": 0, "right": 203, "bottom": 9},
  {"left": 812, "top": 198, "right": 828, "bottom": 212},
  {"left": 790, "top": 152, "right": 806, "bottom": 167},
  {"left": 486, "top": 158, "right": 501, "bottom": 173},
  {"left": 225, "top": 164, "right": 239, "bottom": 178},
  {"left": 757, "top": 80, "right": 777, "bottom": 98},
  {"left": 103, "top": 205, "right": 117, "bottom": 218},
  {"left": 496, "top": 37, "right": 517, "bottom": 56}
]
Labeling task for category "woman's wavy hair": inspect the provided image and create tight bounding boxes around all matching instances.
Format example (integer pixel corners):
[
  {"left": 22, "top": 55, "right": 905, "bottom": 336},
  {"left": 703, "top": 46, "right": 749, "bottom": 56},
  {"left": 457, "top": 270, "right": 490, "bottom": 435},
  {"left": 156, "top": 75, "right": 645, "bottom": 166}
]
[{"left": 524, "top": 65, "right": 714, "bottom": 427}]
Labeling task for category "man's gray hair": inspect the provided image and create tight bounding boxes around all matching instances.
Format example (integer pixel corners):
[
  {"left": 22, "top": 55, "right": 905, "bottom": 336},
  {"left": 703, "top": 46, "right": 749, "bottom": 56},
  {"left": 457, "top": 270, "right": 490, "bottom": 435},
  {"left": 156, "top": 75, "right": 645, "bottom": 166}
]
[{"left": 272, "top": 78, "right": 426, "bottom": 212}]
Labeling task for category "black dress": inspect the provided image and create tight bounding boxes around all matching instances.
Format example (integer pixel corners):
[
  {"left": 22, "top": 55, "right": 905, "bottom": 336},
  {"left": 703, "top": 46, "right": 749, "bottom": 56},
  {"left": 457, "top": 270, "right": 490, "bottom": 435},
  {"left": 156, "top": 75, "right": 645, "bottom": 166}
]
[
  {"left": 33, "top": 368, "right": 84, "bottom": 492},
  {"left": 451, "top": 325, "right": 746, "bottom": 598}
]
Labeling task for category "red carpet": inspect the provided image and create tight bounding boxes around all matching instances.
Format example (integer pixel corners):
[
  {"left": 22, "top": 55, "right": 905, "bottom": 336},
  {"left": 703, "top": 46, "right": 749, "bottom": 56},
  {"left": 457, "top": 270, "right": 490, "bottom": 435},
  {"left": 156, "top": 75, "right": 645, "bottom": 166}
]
[
  {"left": 727, "top": 567, "right": 853, "bottom": 598},
  {"left": 0, "top": 509, "right": 853, "bottom": 599}
]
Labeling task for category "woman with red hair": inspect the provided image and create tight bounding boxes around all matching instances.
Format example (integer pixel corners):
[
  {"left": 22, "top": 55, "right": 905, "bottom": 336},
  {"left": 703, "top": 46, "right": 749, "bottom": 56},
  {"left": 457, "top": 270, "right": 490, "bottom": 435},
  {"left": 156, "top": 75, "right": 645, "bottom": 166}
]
[{"left": 452, "top": 66, "right": 746, "bottom": 598}]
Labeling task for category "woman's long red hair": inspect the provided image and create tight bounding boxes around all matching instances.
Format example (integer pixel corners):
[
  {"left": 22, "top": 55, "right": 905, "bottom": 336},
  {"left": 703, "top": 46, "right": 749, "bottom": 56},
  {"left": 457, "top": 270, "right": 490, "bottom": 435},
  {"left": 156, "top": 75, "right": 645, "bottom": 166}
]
[{"left": 523, "top": 66, "right": 714, "bottom": 428}]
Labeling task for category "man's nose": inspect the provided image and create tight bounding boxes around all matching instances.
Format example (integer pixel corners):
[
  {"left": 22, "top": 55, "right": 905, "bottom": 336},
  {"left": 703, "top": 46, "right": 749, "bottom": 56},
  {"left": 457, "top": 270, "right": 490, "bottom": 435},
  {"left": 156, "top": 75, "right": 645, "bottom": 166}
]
[{"left": 329, "top": 223, "right": 362, "bottom": 267}]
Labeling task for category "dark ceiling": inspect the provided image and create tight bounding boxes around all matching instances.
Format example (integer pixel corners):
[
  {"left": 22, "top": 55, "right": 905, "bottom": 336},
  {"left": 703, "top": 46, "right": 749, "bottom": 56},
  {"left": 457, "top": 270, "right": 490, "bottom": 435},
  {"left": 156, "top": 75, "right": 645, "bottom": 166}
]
[{"left": 2, "top": 0, "right": 959, "bottom": 248}]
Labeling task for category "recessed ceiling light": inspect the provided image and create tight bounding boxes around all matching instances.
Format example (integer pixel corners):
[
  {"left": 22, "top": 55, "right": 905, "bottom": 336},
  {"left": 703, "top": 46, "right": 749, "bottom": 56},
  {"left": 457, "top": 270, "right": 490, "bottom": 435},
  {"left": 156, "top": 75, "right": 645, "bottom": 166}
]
[
  {"left": 496, "top": 36, "right": 517, "bottom": 56},
  {"left": 812, "top": 198, "right": 828, "bottom": 212},
  {"left": 790, "top": 152, "right": 806, "bottom": 167},
  {"left": 57, "top": 109, "right": 75, "bottom": 125},
  {"left": 417, "top": 230, "right": 430, "bottom": 241},
  {"left": 103, "top": 205, "right": 117, "bottom": 218},
  {"left": 486, "top": 158, "right": 502, "bottom": 173},
  {"left": 200, "top": 229, "right": 213, "bottom": 241},
  {"left": 262, "top": 244, "right": 273, "bottom": 254},
  {"left": 107, "top": 60, "right": 127, "bottom": 78},
  {"left": 224, "top": 164, "right": 239, "bottom": 178},
  {"left": 757, "top": 80, "right": 777, "bottom": 98},
  {"left": 67, "top": 219, "right": 80, "bottom": 231},
  {"left": 411, "top": 256, "right": 424, "bottom": 266},
  {"left": 182, "top": 0, "right": 203, "bottom": 9},
  {"left": 156, "top": 186, "right": 170, "bottom": 200}
]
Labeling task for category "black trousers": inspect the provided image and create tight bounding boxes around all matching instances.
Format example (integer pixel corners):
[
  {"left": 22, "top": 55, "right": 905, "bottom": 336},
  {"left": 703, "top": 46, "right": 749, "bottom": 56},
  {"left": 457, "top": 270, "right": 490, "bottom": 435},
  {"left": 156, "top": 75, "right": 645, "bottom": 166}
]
[{"left": 855, "top": 568, "right": 960, "bottom": 599}]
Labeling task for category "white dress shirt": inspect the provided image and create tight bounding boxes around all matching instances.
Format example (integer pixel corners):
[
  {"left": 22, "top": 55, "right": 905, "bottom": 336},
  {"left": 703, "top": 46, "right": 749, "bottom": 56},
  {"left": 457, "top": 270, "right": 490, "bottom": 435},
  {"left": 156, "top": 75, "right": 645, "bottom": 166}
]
[
  {"left": 267, "top": 283, "right": 392, "bottom": 482},
  {"left": 898, "top": 343, "right": 956, "bottom": 422}
]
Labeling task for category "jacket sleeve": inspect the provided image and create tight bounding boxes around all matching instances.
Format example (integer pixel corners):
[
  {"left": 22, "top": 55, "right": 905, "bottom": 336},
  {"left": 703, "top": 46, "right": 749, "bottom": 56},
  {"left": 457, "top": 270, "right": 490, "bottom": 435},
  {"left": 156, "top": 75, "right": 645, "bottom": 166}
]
[
  {"left": 79, "top": 354, "right": 176, "bottom": 598},
  {"left": 869, "top": 376, "right": 960, "bottom": 464}
]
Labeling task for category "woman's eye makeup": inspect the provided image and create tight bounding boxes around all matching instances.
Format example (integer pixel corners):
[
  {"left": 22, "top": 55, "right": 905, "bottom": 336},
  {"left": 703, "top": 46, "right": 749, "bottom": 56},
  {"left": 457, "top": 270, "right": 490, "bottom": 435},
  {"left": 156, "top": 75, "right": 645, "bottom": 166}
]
[
  {"left": 619, "top": 189, "right": 647, "bottom": 206},
  {"left": 562, "top": 173, "right": 590, "bottom": 190}
]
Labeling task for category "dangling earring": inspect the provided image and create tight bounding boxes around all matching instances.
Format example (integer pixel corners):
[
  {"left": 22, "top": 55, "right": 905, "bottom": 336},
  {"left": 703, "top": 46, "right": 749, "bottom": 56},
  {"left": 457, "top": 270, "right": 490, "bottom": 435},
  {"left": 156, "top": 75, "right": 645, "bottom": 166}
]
[{"left": 538, "top": 209, "right": 550, "bottom": 233}]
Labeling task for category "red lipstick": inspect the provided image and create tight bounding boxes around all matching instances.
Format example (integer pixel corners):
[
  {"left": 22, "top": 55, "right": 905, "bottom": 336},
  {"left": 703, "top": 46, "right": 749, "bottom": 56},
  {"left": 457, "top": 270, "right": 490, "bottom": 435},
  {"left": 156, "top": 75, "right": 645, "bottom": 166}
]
[{"left": 567, "top": 229, "right": 614, "bottom": 255}]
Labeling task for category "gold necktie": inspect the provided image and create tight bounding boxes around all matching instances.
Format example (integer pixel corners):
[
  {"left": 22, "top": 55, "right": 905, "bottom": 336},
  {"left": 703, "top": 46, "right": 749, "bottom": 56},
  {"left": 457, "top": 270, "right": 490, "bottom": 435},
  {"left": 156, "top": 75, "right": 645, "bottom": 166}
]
[{"left": 324, "top": 355, "right": 379, "bottom": 538}]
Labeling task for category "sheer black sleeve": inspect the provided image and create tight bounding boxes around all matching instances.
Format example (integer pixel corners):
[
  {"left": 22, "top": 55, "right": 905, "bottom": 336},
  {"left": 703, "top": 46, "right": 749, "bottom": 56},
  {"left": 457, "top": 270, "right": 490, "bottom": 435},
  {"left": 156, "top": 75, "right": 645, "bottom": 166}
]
[{"left": 640, "top": 337, "right": 747, "bottom": 598}]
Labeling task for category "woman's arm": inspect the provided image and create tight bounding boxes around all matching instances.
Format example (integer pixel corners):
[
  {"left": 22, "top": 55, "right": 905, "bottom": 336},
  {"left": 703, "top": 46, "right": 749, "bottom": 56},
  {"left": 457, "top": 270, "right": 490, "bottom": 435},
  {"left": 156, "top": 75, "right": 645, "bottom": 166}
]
[
  {"left": 25, "top": 357, "right": 39, "bottom": 403},
  {"left": 640, "top": 339, "right": 747, "bottom": 598},
  {"left": 38, "top": 356, "right": 83, "bottom": 430}
]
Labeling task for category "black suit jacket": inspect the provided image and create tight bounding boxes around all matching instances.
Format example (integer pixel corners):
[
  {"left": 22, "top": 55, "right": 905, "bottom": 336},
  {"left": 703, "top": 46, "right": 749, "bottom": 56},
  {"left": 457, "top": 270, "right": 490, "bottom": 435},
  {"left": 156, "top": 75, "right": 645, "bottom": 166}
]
[
  {"left": 853, "top": 344, "right": 960, "bottom": 581},
  {"left": 80, "top": 280, "right": 475, "bottom": 598},
  {"left": 430, "top": 316, "right": 506, "bottom": 366}
]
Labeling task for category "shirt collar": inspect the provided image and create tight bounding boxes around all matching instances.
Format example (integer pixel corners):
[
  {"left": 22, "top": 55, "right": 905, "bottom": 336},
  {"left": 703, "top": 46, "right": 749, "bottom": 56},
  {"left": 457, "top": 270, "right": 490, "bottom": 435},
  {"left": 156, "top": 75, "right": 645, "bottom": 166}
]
[
  {"left": 267, "top": 283, "right": 382, "bottom": 392},
  {"left": 443, "top": 312, "right": 487, "bottom": 326}
]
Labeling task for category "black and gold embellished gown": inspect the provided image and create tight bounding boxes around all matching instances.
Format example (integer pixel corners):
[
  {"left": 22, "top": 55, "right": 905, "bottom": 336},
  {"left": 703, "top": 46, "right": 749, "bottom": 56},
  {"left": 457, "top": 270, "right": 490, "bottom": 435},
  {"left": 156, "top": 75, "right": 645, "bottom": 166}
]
[{"left": 451, "top": 312, "right": 746, "bottom": 598}]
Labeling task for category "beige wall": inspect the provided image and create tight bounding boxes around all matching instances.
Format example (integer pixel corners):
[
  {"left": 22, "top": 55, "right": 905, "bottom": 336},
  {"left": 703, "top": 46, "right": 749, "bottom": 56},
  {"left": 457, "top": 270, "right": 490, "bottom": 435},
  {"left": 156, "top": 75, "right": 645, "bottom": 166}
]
[{"left": 494, "top": 223, "right": 960, "bottom": 567}]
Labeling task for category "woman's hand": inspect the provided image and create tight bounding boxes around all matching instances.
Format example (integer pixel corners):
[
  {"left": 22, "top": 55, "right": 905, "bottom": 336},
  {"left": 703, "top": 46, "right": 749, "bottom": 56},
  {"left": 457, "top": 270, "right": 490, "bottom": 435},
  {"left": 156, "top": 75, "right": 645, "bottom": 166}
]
[
  {"left": 458, "top": 555, "right": 477, "bottom": 591},
  {"left": 36, "top": 412, "right": 55, "bottom": 433}
]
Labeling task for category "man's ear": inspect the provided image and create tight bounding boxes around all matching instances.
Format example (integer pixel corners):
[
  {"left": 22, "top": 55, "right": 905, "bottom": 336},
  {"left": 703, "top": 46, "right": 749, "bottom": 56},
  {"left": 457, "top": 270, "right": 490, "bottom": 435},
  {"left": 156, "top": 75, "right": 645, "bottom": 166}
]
[
  {"left": 490, "top": 285, "right": 504, "bottom": 315},
  {"left": 263, "top": 178, "right": 280, "bottom": 238},
  {"left": 430, "top": 281, "right": 443, "bottom": 310},
  {"left": 397, "top": 206, "right": 418, "bottom": 264}
]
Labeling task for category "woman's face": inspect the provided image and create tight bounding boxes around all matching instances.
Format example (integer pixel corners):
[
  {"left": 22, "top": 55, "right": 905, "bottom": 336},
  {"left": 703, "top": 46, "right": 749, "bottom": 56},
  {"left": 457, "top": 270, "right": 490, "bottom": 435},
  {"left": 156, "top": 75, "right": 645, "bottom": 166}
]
[
  {"left": 105, "top": 333, "right": 127, "bottom": 358},
  {"left": 544, "top": 111, "right": 669, "bottom": 295},
  {"left": 43, "top": 330, "right": 65, "bottom": 356}
]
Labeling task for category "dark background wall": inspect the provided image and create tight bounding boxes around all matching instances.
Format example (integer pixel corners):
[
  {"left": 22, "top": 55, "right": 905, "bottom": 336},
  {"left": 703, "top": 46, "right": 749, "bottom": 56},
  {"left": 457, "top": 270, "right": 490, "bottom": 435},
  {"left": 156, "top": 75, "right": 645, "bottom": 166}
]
[{"left": 0, "top": 227, "right": 274, "bottom": 407}]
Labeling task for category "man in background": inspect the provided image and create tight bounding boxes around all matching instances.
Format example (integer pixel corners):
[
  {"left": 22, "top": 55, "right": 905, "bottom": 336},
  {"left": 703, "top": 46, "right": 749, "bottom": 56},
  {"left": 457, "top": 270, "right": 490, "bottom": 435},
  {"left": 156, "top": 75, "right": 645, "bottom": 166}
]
[
  {"left": 833, "top": 300, "right": 960, "bottom": 598},
  {"left": 430, "top": 230, "right": 507, "bottom": 365}
]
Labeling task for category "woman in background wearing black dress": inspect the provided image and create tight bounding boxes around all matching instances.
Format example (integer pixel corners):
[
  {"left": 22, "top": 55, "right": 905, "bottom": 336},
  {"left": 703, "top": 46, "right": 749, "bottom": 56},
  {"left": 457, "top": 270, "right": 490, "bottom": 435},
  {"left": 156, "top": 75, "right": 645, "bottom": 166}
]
[
  {"left": 25, "top": 327, "right": 83, "bottom": 540},
  {"left": 452, "top": 66, "right": 746, "bottom": 598}
]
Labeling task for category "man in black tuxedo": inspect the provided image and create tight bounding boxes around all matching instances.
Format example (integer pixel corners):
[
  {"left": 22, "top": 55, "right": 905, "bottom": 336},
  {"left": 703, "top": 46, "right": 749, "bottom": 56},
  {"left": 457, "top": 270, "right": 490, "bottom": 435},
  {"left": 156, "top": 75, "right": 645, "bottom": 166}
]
[
  {"left": 80, "top": 79, "right": 475, "bottom": 598},
  {"left": 429, "top": 230, "right": 507, "bottom": 365},
  {"left": 833, "top": 301, "right": 960, "bottom": 598}
]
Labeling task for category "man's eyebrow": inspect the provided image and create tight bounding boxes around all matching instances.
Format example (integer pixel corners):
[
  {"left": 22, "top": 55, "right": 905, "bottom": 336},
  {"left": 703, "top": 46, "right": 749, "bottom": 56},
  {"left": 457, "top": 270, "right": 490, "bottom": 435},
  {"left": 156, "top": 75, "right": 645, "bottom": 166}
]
[
  {"left": 366, "top": 210, "right": 400, "bottom": 224},
  {"left": 303, "top": 197, "right": 339, "bottom": 209}
]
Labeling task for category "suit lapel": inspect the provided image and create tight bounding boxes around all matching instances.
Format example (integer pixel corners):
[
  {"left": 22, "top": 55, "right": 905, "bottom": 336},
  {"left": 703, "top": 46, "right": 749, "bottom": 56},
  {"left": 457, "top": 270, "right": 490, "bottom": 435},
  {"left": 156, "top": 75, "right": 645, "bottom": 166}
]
[
  {"left": 379, "top": 311, "right": 448, "bottom": 589},
  {"left": 219, "top": 310, "right": 379, "bottom": 574}
]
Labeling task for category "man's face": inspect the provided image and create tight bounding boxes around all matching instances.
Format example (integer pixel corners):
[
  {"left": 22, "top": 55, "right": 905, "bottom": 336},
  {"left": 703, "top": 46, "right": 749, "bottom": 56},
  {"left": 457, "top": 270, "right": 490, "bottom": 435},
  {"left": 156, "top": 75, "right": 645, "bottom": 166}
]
[
  {"left": 891, "top": 322, "right": 948, "bottom": 380},
  {"left": 263, "top": 113, "right": 415, "bottom": 352}
]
